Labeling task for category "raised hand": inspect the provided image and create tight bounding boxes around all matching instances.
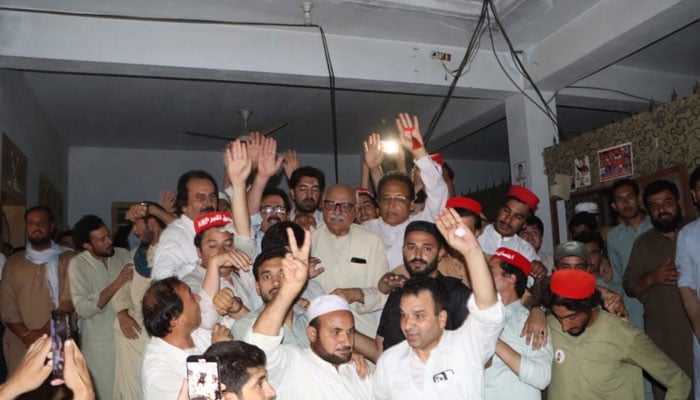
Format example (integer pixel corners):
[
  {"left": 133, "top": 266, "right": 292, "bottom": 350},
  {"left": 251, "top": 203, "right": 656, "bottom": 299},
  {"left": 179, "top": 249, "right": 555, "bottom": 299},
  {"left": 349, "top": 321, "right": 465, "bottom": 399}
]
[
  {"left": 245, "top": 131, "right": 263, "bottom": 165},
  {"left": 258, "top": 136, "right": 283, "bottom": 179},
  {"left": 435, "top": 208, "right": 481, "bottom": 257},
  {"left": 125, "top": 203, "right": 148, "bottom": 223},
  {"left": 158, "top": 190, "right": 177, "bottom": 214},
  {"left": 395, "top": 113, "right": 425, "bottom": 154},
  {"left": 283, "top": 149, "right": 301, "bottom": 180},
  {"left": 280, "top": 227, "right": 311, "bottom": 288},
  {"left": 363, "top": 133, "right": 383, "bottom": 171},
  {"left": 224, "top": 140, "right": 253, "bottom": 186}
]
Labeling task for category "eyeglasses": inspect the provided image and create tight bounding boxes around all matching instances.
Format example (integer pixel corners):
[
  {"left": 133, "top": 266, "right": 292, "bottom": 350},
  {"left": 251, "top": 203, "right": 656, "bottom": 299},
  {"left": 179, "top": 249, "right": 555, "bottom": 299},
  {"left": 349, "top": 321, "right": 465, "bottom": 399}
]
[
  {"left": 322, "top": 200, "right": 355, "bottom": 212},
  {"left": 260, "top": 206, "right": 287, "bottom": 214},
  {"left": 380, "top": 195, "right": 409, "bottom": 204}
]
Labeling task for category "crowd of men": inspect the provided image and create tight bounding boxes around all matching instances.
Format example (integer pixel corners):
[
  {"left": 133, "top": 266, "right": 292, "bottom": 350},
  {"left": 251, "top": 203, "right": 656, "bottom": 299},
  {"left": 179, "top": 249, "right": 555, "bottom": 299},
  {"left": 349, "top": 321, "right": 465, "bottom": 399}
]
[{"left": 0, "top": 112, "right": 699, "bottom": 400}]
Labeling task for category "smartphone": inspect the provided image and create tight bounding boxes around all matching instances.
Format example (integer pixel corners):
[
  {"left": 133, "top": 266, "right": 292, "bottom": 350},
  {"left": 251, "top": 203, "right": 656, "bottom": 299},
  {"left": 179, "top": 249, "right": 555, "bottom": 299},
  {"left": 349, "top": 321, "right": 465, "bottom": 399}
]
[
  {"left": 186, "top": 355, "right": 221, "bottom": 400},
  {"left": 50, "top": 310, "right": 71, "bottom": 385}
]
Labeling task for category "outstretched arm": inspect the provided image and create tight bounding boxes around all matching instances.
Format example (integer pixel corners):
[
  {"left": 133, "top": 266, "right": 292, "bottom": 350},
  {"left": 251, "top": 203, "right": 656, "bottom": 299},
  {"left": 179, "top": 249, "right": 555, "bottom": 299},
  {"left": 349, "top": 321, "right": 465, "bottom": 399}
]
[
  {"left": 363, "top": 133, "right": 384, "bottom": 191},
  {"left": 246, "top": 136, "right": 283, "bottom": 217},
  {"left": 436, "top": 208, "right": 497, "bottom": 310},
  {"left": 224, "top": 140, "right": 253, "bottom": 237}
]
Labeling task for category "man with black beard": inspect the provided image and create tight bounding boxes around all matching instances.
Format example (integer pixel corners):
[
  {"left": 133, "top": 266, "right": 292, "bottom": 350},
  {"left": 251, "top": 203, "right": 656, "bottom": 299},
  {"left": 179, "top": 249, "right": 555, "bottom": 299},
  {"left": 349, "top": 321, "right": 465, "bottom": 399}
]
[
  {"left": 288, "top": 166, "right": 325, "bottom": 230},
  {"left": 623, "top": 179, "right": 694, "bottom": 400},
  {"left": 375, "top": 220, "right": 471, "bottom": 351},
  {"left": 544, "top": 269, "right": 690, "bottom": 399},
  {"left": 0, "top": 206, "right": 74, "bottom": 399},
  {"left": 70, "top": 215, "right": 133, "bottom": 400}
]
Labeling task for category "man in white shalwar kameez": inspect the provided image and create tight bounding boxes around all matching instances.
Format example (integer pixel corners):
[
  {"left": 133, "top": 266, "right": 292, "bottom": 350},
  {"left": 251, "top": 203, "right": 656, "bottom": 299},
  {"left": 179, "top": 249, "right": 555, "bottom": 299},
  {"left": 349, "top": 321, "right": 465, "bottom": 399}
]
[{"left": 70, "top": 215, "right": 134, "bottom": 400}]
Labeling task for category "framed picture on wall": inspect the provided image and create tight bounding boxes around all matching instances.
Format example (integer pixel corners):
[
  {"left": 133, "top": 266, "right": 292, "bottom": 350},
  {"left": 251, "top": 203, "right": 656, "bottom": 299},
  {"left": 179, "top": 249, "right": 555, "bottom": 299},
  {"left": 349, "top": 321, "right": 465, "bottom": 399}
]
[
  {"left": 39, "top": 174, "right": 64, "bottom": 229},
  {"left": 1, "top": 133, "right": 27, "bottom": 203},
  {"left": 598, "top": 142, "right": 634, "bottom": 182}
]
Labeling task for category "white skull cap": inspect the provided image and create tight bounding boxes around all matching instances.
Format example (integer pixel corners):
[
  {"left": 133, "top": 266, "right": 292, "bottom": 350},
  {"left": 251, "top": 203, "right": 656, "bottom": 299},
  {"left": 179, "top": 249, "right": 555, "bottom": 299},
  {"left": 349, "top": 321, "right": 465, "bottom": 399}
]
[{"left": 307, "top": 294, "right": 351, "bottom": 322}]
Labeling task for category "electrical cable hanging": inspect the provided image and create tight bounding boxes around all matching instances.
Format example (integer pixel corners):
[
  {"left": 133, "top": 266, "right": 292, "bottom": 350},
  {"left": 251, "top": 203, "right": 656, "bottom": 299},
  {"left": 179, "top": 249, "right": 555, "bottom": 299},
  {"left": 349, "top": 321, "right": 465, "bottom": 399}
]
[
  {"left": 422, "top": 0, "right": 489, "bottom": 144},
  {"left": 485, "top": 0, "right": 559, "bottom": 127}
]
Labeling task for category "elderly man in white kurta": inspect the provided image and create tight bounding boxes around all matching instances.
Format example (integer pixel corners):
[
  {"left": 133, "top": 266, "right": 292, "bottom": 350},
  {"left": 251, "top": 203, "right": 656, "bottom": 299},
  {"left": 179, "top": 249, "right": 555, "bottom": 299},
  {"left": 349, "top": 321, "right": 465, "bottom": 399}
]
[
  {"left": 362, "top": 114, "right": 448, "bottom": 270},
  {"left": 246, "top": 230, "right": 373, "bottom": 400},
  {"left": 373, "top": 208, "right": 505, "bottom": 400},
  {"left": 70, "top": 215, "right": 133, "bottom": 400},
  {"left": 484, "top": 247, "right": 552, "bottom": 400},
  {"left": 312, "top": 183, "right": 388, "bottom": 337}
]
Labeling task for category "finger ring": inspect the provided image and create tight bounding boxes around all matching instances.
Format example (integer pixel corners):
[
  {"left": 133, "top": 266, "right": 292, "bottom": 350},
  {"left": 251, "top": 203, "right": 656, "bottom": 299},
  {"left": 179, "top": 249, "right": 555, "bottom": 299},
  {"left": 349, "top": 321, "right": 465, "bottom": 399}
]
[{"left": 454, "top": 227, "right": 467, "bottom": 237}]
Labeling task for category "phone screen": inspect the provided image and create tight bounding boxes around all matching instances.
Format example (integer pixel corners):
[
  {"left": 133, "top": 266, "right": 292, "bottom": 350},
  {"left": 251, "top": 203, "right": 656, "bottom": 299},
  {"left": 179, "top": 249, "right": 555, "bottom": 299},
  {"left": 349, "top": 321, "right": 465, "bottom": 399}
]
[
  {"left": 50, "top": 310, "right": 71, "bottom": 385},
  {"left": 187, "top": 356, "right": 221, "bottom": 400}
]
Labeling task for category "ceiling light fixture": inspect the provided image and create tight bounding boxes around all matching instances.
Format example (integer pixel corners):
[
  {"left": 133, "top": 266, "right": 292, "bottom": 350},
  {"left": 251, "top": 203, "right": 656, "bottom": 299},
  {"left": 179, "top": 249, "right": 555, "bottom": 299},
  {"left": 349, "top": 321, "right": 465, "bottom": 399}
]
[{"left": 301, "top": 1, "right": 314, "bottom": 25}]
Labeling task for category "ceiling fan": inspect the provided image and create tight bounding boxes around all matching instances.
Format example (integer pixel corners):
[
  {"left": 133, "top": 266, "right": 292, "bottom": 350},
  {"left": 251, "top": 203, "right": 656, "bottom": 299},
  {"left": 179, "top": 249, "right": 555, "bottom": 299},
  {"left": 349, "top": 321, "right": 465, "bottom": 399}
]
[{"left": 186, "top": 109, "right": 288, "bottom": 141}]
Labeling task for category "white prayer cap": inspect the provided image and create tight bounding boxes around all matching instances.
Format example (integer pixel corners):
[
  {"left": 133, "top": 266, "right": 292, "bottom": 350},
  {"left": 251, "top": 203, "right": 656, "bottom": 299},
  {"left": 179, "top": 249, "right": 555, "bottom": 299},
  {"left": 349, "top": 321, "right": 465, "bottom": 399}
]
[
  {"left": 307, "top": 295, "right": 351, "bottom": 322},
  {"left": 574, "top": 201, "right": 599, "bottom": 214}
]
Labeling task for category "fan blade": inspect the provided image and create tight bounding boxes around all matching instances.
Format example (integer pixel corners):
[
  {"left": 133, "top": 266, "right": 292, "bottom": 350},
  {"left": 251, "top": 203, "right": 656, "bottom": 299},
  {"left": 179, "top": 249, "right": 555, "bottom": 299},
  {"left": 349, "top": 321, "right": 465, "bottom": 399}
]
[
  {"left": 186, "top": 131, "right": 232, "bottom": 141},
  {"left": 260, "top": 122, "right": 288, "bottom": 137}
]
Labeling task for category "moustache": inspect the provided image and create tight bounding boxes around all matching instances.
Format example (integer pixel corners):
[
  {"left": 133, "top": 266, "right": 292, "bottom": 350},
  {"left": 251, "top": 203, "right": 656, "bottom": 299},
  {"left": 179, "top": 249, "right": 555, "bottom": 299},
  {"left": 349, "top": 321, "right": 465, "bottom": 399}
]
[
  {"left": 409, "top": 258, "right": 427, "bottom": 265},
  {"left": 200, "top": 206, "right": 215, "bottom": 214},
  {"left": 335, "top": 346, "right": 352, "bottom": 353},
  {"left": 266, "top": 216, "right": 282, "bottom": 225}
]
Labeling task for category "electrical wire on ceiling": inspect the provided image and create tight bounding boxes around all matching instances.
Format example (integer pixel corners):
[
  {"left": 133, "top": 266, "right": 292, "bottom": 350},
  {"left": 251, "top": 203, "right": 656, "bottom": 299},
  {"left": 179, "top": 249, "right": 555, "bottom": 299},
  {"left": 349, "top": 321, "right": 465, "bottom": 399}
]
[
  {"left": 423, "top": 0, "right": 561, "bottom": 146},
  {"left": 0, "top": 5, "right": 342, "bottom": 183},
  {"left": 484, "top": 0, "right": 560, "bottom": 142},
  {"left": 422, "top": 0, "right": 489, "bottom": 144}
]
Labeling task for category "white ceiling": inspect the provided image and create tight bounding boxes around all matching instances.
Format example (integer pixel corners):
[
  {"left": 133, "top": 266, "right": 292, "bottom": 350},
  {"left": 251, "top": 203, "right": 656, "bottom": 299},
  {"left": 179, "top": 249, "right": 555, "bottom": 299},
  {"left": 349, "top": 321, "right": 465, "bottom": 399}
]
[{"left": 1, "top": 0, "right": 699, "bottom": 163}]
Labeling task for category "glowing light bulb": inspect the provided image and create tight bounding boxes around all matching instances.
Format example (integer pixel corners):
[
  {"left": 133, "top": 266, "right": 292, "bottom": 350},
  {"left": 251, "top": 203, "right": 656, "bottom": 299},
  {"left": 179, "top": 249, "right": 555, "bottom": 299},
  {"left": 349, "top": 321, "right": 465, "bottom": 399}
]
[{"left": 381, "top": 140, "right": 399, "bottom": 155}]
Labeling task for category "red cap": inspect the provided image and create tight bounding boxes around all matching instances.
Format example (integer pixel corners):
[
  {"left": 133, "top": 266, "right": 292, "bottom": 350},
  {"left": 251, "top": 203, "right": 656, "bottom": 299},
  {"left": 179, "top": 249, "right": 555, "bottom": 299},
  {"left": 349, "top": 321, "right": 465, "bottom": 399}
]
[
  {"left": 507, "top": 185, "right": 539, "bottom": 211},
  {"left": 446, "top": 196, "right": 482, "bottom": 216},
  {"left": 430, "top": 153, "right": 445, "bottom": 166},
  {"left": 194, "top": 212, "right": 233, "bottom": 235},
  {"left": 551, "top": 269, "right": 596, "bottom": 300},
  {"left": 356, "top": 188, "right": 374, "bottom": 200},
  {"left": 492, "top": 247, "right": 532, "bottom": 276}
]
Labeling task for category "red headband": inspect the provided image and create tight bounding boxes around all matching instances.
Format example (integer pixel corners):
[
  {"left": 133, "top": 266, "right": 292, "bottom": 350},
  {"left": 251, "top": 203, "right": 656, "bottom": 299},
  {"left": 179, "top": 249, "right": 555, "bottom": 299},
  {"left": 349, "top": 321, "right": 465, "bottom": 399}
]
[
  {"left": 194, "top": 212, "right": 233, "bottom": 235},
  {"left": 507, "top": 185, "right": 539, "bottom": 211},
  {"left": 356, "top": 188, "right": 374, "bottom": 200},
  {"left": 492, "top": 247, "right": 531, "bottom": 276},
  {"left": 551, "top": 269, "right": 596, "bottom": 300},
  {"left": 446, "top": 196, "right": 482, "bottom": 216},
  {"left": 430, "top": 153, "right": 445, "bottom": 166}
]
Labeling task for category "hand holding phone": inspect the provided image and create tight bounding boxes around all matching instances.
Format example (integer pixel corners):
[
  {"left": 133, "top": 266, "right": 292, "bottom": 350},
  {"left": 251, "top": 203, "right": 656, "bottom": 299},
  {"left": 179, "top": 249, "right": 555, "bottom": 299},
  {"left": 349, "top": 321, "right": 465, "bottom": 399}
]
[
  {"left": 186, "top": 355, "right": 221, "bottom": 400},
  {"left": 50, "top": 310, "right": 71, "bottom": 385}
]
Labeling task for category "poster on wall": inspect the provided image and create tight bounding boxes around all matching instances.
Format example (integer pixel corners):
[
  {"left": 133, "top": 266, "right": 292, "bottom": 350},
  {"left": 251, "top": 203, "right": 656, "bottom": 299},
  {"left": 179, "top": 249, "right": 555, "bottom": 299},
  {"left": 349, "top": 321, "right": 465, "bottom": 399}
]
[
  {"left": 573, "top": 156, "right": 592, "bottom": 190},
  {"left": 39, "top": 174, "right": 64, "bottom": 229},
  {"left": 512, "top": 161, "right": 527, "bottom": 187},
  {"left": 1, "top": 133, "right": 27, "bottom": 203},
  {"left": 598, "top": 142, "right": 634, "bottom": 182}
]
